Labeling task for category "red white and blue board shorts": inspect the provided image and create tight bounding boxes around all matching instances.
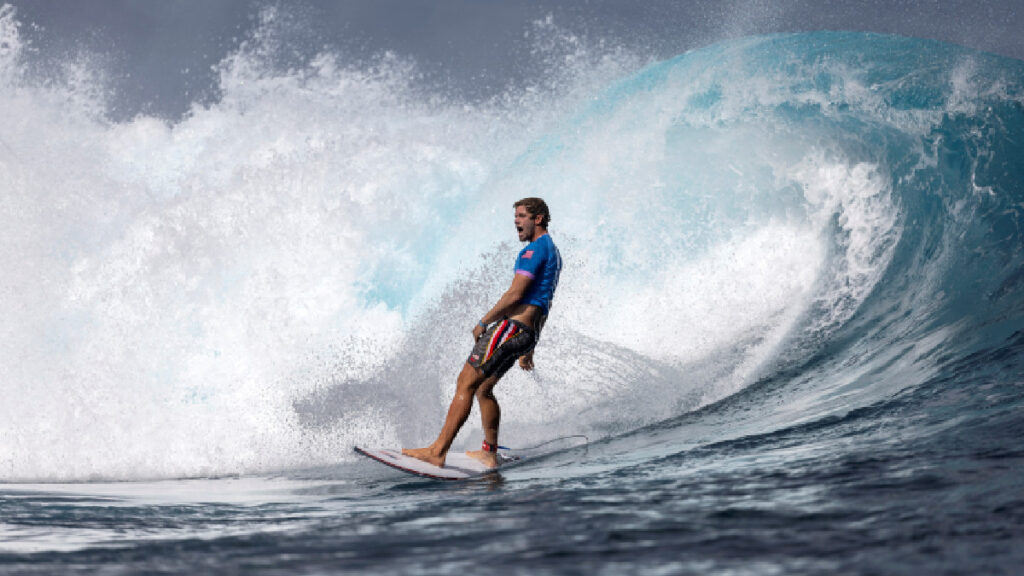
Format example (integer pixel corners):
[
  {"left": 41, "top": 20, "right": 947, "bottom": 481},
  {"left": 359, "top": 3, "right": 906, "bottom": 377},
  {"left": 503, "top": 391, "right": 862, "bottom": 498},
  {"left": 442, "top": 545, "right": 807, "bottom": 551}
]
[{"left": 467, "top": 318, "right": 536, "bottom": 378}]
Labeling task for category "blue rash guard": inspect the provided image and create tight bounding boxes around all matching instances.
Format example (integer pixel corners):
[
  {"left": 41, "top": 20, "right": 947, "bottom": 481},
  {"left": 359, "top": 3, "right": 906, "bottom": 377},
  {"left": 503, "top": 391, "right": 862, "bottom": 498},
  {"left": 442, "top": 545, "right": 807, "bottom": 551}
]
[{"left": 514, "top": 233, "right": 562, "bottom": 315}]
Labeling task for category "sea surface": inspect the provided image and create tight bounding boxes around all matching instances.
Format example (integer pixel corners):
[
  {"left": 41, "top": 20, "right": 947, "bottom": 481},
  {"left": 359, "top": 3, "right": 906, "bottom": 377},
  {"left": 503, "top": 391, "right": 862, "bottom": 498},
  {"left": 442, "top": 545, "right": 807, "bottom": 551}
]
[{"left": 2, "top": 5, "right": 1023, "bottom": 574}]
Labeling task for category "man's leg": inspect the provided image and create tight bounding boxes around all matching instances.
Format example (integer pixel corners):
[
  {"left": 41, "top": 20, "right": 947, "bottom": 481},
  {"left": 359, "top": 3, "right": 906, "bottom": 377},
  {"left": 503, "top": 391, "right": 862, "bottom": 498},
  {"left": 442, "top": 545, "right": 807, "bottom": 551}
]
[
  {"left": 466, "top": 374, "right": 501, "bottom": 468},
  {"left": 402, "top": 362, "right": 485, "bottom": 467}
]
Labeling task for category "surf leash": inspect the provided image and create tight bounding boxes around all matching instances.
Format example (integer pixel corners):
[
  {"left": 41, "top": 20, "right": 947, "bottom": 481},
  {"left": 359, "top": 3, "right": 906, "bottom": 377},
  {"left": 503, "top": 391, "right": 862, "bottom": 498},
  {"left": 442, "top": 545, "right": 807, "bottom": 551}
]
[{"left": 496, "top": 434, "right": 589, "bottom": 452}]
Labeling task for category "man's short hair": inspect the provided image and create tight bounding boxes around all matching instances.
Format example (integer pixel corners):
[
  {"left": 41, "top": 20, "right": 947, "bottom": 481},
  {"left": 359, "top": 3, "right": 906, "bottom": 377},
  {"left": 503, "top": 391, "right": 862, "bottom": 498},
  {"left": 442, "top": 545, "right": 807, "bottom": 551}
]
[{"left": 514, "top": 197, "right": 551, "bottom": 228}]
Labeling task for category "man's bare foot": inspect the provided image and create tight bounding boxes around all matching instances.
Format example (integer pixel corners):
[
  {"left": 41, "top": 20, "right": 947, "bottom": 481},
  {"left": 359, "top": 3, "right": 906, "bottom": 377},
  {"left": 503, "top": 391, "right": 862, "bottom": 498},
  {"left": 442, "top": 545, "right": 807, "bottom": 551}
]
[
  {"left": 466, "top": 449, "right": 500, "bottom": 469},
  {"left": 402, "top": 447, "right": 446, "bottom": 467}
]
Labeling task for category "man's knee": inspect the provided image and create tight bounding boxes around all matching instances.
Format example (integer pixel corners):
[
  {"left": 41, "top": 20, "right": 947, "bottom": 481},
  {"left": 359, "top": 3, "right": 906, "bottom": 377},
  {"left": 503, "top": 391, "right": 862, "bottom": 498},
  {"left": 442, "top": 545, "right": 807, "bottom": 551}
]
[{"left": 475, "top": 378, "right": 498, "bottom": 401}]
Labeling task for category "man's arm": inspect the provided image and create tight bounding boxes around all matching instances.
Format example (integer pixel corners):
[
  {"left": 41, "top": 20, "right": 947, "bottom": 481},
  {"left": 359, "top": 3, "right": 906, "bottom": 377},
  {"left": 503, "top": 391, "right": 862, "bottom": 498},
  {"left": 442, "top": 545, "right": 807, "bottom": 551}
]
[
  {"left": 472, "top": 273, "right": 532, "bottom": 339},
  {"left": 517, "top": 313, "right": 545, "bottom": 371},
  {"left": 518, "top": 350, "right": 535, "bottom": 371}
]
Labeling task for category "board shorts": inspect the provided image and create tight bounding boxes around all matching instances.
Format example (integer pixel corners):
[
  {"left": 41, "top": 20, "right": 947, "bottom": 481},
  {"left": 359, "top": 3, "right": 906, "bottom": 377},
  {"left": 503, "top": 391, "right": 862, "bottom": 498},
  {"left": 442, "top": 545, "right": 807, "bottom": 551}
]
[{"left": 467, "top": 318, "right": 536, "bottom": 378}]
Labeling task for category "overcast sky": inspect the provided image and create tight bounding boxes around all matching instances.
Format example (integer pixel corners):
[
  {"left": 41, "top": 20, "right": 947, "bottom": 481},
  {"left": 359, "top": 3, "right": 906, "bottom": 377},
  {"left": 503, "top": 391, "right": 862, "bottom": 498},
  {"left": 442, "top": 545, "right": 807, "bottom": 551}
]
[{"left": 7, "top": 0, "right": 1024, "bottom": 119}]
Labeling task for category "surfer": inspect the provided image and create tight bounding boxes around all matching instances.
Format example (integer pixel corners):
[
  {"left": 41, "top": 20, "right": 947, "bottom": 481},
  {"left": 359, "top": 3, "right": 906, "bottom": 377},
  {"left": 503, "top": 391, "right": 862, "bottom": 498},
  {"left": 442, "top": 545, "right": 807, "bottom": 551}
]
[{"left": 403, "top": 197, "right": 562, "bottom": 469}]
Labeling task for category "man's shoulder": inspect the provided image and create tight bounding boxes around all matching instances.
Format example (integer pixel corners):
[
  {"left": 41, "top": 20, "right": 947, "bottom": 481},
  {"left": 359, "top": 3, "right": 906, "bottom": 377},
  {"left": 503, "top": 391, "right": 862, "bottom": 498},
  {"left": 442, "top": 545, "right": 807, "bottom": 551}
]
[
  {"left": 537, "top": 234, "right": 558, "bottom": 258},
  {"left": 533, "top": 233, "right": 556, "bottom": 250},
  {"left": 519, "top": 234, "right": 558, "bottom": 263}
]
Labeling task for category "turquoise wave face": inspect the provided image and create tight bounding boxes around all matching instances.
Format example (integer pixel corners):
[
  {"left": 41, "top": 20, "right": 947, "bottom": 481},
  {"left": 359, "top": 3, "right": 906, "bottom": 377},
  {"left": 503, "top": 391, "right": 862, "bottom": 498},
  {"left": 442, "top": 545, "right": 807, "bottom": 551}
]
[{"left": 507, "top": 30, "right": 1024, "bottom": 353}]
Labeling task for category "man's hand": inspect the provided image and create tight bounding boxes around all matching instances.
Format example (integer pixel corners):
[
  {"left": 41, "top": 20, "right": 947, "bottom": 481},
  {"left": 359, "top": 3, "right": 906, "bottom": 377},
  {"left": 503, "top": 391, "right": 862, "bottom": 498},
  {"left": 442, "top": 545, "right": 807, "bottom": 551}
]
[
  {"left": 518, "top": 351, "right": 535, "bottom": 371},
  {"left": 473, "top": 323, "right": 486, "bottom": 340}
]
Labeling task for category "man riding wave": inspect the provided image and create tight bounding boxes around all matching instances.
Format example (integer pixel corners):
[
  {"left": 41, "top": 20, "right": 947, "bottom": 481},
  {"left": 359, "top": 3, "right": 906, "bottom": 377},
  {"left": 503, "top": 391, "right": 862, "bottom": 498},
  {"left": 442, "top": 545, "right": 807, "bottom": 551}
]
[{"left": 403, "top": 197, "right": 562, "bottom": 468}]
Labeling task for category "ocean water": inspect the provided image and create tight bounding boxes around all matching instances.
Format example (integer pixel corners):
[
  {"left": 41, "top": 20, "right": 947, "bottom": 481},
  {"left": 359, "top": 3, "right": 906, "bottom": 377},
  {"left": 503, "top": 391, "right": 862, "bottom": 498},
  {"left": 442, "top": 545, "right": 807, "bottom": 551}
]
[{"left": 2, "top": 5, "right": 1024, "bottom": 574}]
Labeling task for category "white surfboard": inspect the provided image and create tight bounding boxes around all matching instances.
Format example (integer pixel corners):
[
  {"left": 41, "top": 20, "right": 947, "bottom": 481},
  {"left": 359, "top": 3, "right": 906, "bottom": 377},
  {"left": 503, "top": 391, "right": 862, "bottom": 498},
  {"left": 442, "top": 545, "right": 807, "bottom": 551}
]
[{"left": 354, "top": 447, "right": 518, "bottom": 480}]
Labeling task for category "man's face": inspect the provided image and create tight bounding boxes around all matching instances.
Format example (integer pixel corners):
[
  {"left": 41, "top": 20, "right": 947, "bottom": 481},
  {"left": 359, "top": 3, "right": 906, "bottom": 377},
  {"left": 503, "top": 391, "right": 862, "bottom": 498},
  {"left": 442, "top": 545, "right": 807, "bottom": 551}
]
[{"left": 514, "top": 206, "right": 538, "bottom": 242}]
